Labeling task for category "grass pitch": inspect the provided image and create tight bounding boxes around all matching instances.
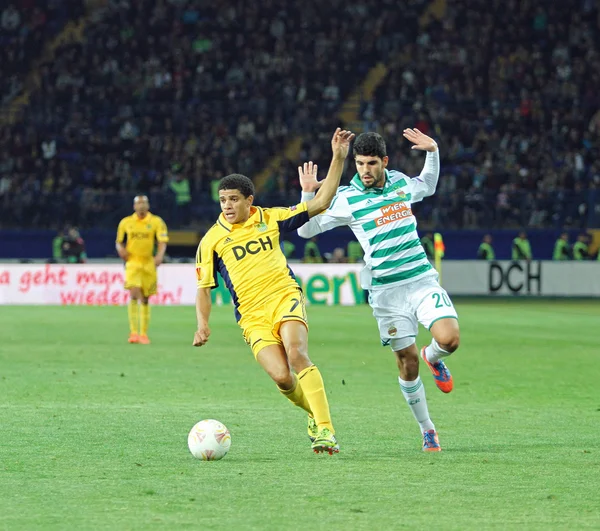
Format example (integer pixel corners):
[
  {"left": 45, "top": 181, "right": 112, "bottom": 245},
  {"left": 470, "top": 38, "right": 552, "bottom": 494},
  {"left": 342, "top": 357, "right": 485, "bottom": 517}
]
[{"left": 0, "top": 301, "right": 599, "bottom": 530}]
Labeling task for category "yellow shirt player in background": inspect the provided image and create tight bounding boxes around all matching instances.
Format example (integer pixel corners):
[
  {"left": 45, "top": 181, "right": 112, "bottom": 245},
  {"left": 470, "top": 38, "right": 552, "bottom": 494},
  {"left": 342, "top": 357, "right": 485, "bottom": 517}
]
[
  {"left": 116, "top": 195, "right": 169, "bottom": 344},
  {"left": 193, "top": 128, "right": 354, "bottom": 454}
]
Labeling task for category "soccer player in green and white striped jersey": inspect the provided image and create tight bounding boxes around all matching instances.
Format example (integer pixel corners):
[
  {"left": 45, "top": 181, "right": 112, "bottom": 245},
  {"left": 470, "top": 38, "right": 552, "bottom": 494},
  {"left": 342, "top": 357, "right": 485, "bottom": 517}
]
[{"left": 297, "top": 130, "right": 460, "bottom": 452}]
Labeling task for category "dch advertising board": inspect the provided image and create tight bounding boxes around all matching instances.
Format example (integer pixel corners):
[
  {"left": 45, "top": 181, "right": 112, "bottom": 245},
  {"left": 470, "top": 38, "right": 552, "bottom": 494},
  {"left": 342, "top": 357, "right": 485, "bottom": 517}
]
[{"left": 442, "top": 261, "right": 600, "bottom": 297}]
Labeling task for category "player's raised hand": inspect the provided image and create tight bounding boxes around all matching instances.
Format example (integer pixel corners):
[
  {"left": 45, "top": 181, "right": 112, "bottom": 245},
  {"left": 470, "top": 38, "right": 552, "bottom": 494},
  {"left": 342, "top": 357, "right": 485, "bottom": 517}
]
[
  {"left": 331, "top": 127, "right": 355, "bottom": 160},
  {"left": 298, "top": 161, "right": 322, "bottom": 193},
  {"left": 193, "top": 325, "right": 210, "bottom": 347},
  {"left": 403, "top": 128, "right": 438, "bottom": 152}
]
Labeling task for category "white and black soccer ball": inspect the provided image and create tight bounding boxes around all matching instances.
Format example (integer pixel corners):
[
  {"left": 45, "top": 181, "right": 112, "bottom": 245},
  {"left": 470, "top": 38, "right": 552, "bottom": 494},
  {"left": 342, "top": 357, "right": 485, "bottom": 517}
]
[{"left": 187, "top": 419, "right": 231, "bottom": 461}]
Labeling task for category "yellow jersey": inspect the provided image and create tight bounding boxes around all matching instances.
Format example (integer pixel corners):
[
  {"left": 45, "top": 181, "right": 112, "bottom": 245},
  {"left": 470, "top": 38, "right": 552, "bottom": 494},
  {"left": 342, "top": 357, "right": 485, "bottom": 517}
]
[
  {"left": 196, "top": 203, "right": 309, "bottom": 320},
  {"left": 116, "top": 212, "right": 169, "bottom": 262}
]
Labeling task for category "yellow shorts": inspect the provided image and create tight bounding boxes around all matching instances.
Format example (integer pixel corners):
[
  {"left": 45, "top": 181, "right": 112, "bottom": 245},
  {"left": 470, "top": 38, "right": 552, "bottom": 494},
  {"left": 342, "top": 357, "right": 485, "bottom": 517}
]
[
  {"left": 124, "top": 259, "right": 157, "bottom": 297},
  {"left": 240, "top": 288, "right": 308, "bottom": 357}
]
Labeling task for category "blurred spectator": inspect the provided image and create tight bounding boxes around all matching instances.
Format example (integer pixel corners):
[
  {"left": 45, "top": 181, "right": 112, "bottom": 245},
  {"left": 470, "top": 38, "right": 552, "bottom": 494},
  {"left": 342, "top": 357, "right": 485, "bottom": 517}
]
[
  {"left": 281, "top": 240, "right": 295, "bottom": 259},
  {"left": 420, "top": 232, "right": 434, "bottom": 260},
  {"left": 303, "top": 237, "right": 323, "bottom": 264},
  {"left": 168, "top": 163, "right": 191, "bottom": 227},
  {"left": 477, "top": 234, "right": 495, "bottom": 260},
  {"left": 512, "top": 231, "right": 532, "bottom": 261},
  {"left": 347, "top": 239, "right": 364, "bottom": 263},
  {"left": 328, "top": 247, "right": 348, "bottom": 263},
  {"left": 552, "top": 232, "right": 571, "bottom": 260},
  {"left": 61, "top": 227, "right": 87, "bottom": 263},
  {"left": 2, "top": 5, "right": 21, "bottom": 31},
  {"left": 572, "top": 233, "right": 589, "bottom": 260},
  {"left": 52, "top": 229, "right": 66, "bottom": 262}
]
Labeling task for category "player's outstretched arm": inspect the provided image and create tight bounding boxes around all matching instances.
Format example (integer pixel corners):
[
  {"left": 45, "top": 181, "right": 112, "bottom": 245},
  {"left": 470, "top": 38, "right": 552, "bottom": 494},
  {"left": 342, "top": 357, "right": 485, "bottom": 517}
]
[
  {"left": 193, "top": 287, "right": 212, "bottom": 347},
  {"left": 297, "top": 160, "right": 353, "bottom": 239},
  {"left": 305, "top": 128, "right": 354, "bottom": 217},
  {"left": 297, "top": 161, "right": 324, "bottom": 238},
  {"left": 403, "top": 128, "right": 440, "bottom": 199}
]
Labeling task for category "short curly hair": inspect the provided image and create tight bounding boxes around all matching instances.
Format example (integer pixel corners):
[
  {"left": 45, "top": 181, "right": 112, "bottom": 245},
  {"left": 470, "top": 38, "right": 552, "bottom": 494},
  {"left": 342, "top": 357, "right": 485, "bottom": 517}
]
[
  {"left": 219, "top": 174, "right": 255, "bottom": 198},
  {"left": 353, "top": 132, "right": 387, "bottom": 159}
]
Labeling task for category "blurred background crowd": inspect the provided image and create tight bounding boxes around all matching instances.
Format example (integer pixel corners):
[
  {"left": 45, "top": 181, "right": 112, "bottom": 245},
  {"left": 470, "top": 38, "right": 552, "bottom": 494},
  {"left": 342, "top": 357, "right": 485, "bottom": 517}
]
[{"left": 1, "top": 0, "right": 599, "bottom": 235}]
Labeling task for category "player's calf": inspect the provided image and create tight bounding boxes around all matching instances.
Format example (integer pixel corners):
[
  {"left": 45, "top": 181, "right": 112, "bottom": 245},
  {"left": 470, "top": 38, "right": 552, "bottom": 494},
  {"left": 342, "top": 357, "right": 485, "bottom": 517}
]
[{"left": 393, "top": 343, "right": 420, "bottom": 381}]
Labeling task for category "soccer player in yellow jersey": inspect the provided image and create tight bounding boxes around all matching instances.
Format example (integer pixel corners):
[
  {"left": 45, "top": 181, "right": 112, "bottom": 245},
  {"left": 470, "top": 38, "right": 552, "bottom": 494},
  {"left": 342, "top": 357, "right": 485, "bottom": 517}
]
[
  {"left": 193, "top": 128, "right": 354, "bottom": 454},
  {"left": 116, "top": 195, "right": 169, "bottom": 344}
]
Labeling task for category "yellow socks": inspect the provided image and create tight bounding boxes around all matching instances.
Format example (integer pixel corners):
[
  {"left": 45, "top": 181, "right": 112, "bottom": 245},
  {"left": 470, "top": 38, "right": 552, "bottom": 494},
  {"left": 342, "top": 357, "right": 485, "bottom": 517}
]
[
  {"left": 128, "top": 300, "right": 139, "bottom": 335},
  {"left": 298, "top": 365, "right": 334, "bottom": 433},
  {"left": 140, "top": 303, "right": 150, "bottom": 336},
  {"left": 278, "top": 374, "right": 312, "bottom": 415}
]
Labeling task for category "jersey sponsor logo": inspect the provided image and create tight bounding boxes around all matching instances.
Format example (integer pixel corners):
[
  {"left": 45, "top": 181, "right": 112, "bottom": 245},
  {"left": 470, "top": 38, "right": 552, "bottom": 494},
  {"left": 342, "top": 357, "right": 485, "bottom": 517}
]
[
  {"left": 375, "top": 201, "right": 412, "bottom": 227},
  {"left": 130, "top": 232, "right": 152, "bottom": 239},
  {"left": 232, "top": 236, "right": 273, "bottom": 260}
]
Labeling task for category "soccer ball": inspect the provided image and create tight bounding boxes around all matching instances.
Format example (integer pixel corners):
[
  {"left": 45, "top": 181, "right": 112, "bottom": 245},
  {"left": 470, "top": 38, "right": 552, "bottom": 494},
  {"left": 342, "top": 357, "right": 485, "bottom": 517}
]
[{"left": 187, "top": 419, "right": 231, "bottom": 461}]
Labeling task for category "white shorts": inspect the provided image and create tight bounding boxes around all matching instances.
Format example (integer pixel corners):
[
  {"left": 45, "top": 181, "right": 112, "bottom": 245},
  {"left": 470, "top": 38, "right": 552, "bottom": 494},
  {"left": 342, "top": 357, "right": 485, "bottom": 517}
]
[{"left": 369, "top": 276, "right": 458, "bottom": 350}]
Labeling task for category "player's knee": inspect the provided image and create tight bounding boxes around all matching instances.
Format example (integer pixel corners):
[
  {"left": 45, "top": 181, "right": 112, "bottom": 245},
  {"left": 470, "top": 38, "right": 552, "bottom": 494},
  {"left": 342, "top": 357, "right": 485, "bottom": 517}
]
[
  {"left": 271, "top": 368, "right": 294, "bottom": 389},
  {"left": 286, "top": 343, "right": 310, "bottom": 372},
  {"left": 438, "top": 331, "right": 460, "bottom": 353},
  {"left": 130, "top": 288, "right": 142, "bottom": 300}
]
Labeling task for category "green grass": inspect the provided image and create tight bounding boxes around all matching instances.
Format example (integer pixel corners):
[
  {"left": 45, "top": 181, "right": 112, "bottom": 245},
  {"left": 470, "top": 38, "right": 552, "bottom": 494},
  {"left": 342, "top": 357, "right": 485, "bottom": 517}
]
[{"left": 1, "top": 301, "right": 599, "bottom": 530}]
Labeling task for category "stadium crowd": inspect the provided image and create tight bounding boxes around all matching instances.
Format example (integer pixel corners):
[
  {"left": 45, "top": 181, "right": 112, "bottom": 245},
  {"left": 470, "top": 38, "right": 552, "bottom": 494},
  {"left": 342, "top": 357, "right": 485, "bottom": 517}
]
[
  {"left": 0, "top": 0, "right": 427, "bottom": 229},
  {"left": 1, "top": 0, "right": 85, "bottom": 106},
  {"left": 369, "top": 0, "right": 600, "bottom": 230},
  {"left": 0, "top": 0, "right": 598, "bottom": 231}
]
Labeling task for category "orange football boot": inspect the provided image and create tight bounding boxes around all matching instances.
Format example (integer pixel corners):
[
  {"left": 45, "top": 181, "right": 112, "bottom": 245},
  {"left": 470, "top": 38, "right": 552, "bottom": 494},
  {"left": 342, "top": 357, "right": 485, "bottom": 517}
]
[
  {"left": 138, "top": 335, "right": 151, "bottom": 345},
  {"left": 421, "top": 346, "right": 453, "bottom": 393}
]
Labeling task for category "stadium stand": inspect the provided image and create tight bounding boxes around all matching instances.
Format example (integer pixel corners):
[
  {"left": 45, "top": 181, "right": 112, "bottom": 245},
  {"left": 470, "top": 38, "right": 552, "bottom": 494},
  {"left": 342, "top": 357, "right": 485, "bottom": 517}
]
[
  {"left": 369, "top": 0, "right": 600, "bottom": 229},
  {"left": 0, "top": 0, "right": 598, "bottom": 233},
  {"left": 0, "top": 0, "right": 430, "bottom": 230},
  {"left": 1, "top": 0, "right": 85, "bottom": 109}
]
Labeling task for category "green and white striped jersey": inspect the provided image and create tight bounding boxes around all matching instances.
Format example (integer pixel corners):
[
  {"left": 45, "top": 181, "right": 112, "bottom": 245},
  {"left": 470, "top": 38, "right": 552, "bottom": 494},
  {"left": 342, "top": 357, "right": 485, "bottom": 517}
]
[{"left": 299, "top": 154, "right": 439, "bottom": 289}]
